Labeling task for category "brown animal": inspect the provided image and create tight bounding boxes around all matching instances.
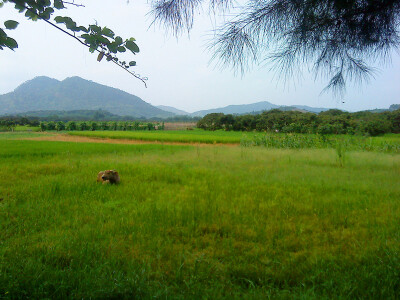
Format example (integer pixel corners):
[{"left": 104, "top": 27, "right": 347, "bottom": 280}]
[{"left": 97, "top": 170, "right": 120, "bottom": 184}]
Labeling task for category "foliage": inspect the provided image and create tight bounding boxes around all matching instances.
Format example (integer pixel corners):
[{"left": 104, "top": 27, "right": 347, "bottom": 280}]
[
  {"left": 0, "top": 0, "right": 146, "bottom": 84},
  {"left": 150, "top": 0, "right": 400, "bottom": 93},
  {"left": 197, "top": 109, "right": 400, "bottom": 136},
  {"left": 37, "top": 120, "right": 165, "bottom": 132}
]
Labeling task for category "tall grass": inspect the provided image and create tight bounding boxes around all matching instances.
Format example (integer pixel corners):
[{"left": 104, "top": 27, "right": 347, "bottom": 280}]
[
  {"left": 0, "top": 138, "right": 400, "bottom": 298},
  {"left": 241, "top": 132, "right": 400, "bottom": 153},
  {"left": 67, "top": 130, "right": 400, "bottom": 153}
]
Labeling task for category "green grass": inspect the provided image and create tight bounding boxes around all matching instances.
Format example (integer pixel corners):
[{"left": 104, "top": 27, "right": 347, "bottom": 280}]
[
  {"left": 68, "top": 129, "right": 252, "bottom": 144},
  {"left": 68, "top": 130, "right": 400, "bottom": 153},
  {"left": 1, "top": 136, "right": 400, "bottom": 298},
  {"left": 0, "top": 132, "right": 44, "bottom": 140},
  {"left": 14, "top": 125, "right": 41, "bottom": 132}
]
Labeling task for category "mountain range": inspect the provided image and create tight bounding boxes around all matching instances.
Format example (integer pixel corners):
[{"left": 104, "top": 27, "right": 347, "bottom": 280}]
[
  {"left": 1, "top": 76, "right": 398, "bottom": 119},
  {"left": 0, "top": 76, "right": 173, "bottom": 118}
]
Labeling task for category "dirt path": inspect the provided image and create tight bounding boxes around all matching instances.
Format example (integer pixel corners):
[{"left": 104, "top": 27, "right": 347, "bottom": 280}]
[{"left": 21, "top": 133, "right": 240, "bottom": 147}]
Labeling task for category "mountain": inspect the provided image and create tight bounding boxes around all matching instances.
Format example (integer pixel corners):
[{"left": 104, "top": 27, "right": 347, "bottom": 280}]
[
  {"left": 389, "top": 104, "right": 400, "bottom": 111},
  {"left": 289, "top": 105, "right": 330, "bottom": 113},
  {"left": 156, "top": 105, "right": 189, "bottom": 115},
  {"left": 190, "top": 101, "right": 280, "bottom": 117},
  {"left": 188, "top": 101, "right": 334, "bottom": 117},
  {"left": 0, "top": 76, "right": 174, "bottom": 118}
]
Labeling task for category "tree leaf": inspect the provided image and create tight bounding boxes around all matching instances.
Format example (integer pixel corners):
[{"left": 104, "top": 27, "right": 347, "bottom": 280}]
[
  {"left": 54, "top": 16, "right": 65, "bottom": 23},
  {"left": 97, "top": 52, "right": 104, "bottom": 62},
  {"left": 117, "top": 46, "right": 126, "bottom": 52},
  {"left": 53, "top": 0, "right": 65, "bottom": 9},
  {"left": 4, "top": 37, "right": 18, "bottom": 50},
  {"left": 101, "top": 27, "right": 114, "bottom": 38},
  {"left": 4, "top": 20, "right": 19, "bottom": 30},
  {"left": 129, "top": 61, "right": 136, "bottom": 66},
  {"left": 115, "top": 36, "right": 123, "bottom": 45},
  {"left": 78, "top": 26, "right": 89, "bottom": 33},
  {"left": 125, "top": 40, "right": 139, "bottom": 53}
]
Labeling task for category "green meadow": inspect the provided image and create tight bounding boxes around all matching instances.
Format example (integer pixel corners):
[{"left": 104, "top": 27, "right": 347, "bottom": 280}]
[
  {"left": 1, "top": 133, "right": 400, "bottom": 298},
  {"left": 68, "top": 129, "right": 250, "bottom": 144}
]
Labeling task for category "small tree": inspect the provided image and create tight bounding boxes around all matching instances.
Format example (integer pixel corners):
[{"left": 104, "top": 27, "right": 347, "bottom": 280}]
[
  {"left": 39, "top": 122, "right": 47, "bottom": 131},
  {"left": 66, "top": 121, "right": 77, "bottom": 131},
  {"left": 78, "top": 122, "right": 88, "bottom": 131},
  {"left": 47, "top": 121, "right": 56, "bottom": 130},
  {"left": 55, "top": 121, "right": 65, "bottom": 131},
  {"left": 100, "top": 122, "right": 108, "bottom": 130},
  {"left": 110, "top": 122, "right": 118, "bottom": 131},
  {"left": 90, "top": 122, "right": 98, "bottom": 131}
]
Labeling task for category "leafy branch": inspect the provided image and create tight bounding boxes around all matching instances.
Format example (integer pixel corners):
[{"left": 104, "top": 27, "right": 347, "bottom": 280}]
[{"left": 0, "top": 0, "right": 147, "bottom": 87}]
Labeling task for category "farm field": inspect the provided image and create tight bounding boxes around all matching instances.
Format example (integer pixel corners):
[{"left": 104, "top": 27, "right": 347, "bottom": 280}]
[
  {"left": 1, "top": 132, "right": 400, "bottom": 298},
  {"left": 67, "top": 130, "right": 400, "bottom": 153},
  {"left": 68, "top": 129, "right": 249, "bottom": 144}
]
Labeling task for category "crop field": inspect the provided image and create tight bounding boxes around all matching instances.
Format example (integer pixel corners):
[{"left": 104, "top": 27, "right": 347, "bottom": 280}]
[
  {"left": 68, "top": 129, "right": 249, "bottom": 144},
  {"left": 1, "top": 132, "right": 400, "bottom": 298},
  {"left": 68, "top": 130, "right": 400, "bottom": 153}
]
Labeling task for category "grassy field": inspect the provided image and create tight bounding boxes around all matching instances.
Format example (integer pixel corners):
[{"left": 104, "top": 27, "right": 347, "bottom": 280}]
[
  {"left": 14, "top": 125, "right": 41, "bottom": 132},
  {"left": 68, "top": 130, "right": 400, "bottom": 153},
  {"left": 68, "top": 129, "right": 252, "bottom": 144},
  {"left": 1, "top": 133, "right": 400, "bottom": 298}
]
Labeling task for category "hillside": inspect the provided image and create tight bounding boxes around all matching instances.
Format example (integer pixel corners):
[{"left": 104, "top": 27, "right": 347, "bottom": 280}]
[
  {"left": 189, "top": 101, "right": 333, "bottom": 117},
  {"left": 190, "top": 101, "right": 280, "bottom": 117},
  {"left": 0, "top": 76, "right": 174, "bottom": 118},
  {"left": 156, "top": 105, "right": 189, "bottom": 115}
]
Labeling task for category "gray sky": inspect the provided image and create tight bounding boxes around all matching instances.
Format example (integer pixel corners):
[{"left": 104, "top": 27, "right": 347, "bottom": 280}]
[{"left": 1, "top": 0, "right": 399, "bottom": 113}]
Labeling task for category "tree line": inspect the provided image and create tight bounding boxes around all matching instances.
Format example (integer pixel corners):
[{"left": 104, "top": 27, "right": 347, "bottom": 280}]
[
  {"left": 39, "top": 121, "right": 165, "bottom": 131},
  {"left": 0, "top": 118, "right": 165, "bottom": 131},
  {"left": 197, "top": 109, "right": 400, "bottom": 136}
]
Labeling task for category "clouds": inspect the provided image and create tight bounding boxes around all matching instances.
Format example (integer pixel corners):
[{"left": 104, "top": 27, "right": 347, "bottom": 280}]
[{"left": 1, "top": 0, "right": 399, "bottom": 112}]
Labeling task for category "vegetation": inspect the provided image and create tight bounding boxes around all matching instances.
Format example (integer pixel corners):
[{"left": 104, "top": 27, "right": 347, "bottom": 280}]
[
  {"left": 68, "top": 130, "right": 244, "bottom": 144},
  {"left": 38, "top": 121, "right": 165, "bottom": 132},
  {"left": 197, "top": 109, "right": 400, "bottom": 136},
  {"left": 0, "top": 135, "right": 399, "bottom": 298},
  {"left": 1, "top": 0, "right": 145, "bottom": 84},
  {"left": 151, "top": 0, "right": 400, "bottom": 93}
]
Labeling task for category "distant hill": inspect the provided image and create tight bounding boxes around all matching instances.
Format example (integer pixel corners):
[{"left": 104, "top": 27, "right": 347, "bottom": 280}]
[
  {"left": 16, "top": 109, "right": 124, "bottom": 121},
  {"left": 190, "top": 101, "right": 280, "bottom": 117},
  {"left": 156, "top": 105, "right": 189, "bottom": 115},
  {"left": 189, "top": 101, "right": 332, "bottom": 117},
  {"left": 0, "top": 76, "right": 174, "bottom": 118}
]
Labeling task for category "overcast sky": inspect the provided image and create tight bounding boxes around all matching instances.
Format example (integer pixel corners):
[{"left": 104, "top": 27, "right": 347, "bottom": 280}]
[{"left": 1, "top": 0, "right": 399, "bottom": 113}]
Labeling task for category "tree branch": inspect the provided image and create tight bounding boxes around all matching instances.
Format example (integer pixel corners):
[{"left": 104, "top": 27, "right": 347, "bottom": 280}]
[{"left": 8, "top": 0, "right": 148, "bottom": 87}]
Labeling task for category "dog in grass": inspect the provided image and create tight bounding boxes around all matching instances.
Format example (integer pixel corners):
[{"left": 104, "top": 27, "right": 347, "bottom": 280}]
[{"left": 97, "top": 170, "right": 120, "bottom": 184}]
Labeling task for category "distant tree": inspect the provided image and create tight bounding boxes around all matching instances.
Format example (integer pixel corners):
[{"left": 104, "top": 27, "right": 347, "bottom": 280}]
[
  {"left": 66, "top": 121, "right": 77, "bottom": 131},
  {"left": 100, "top": 122, "right": 108, "bottom": 130},
  {"left": 40, "top": 121, "right": 47, "bottom": 131},
  {"left": 151, "top": 0, "right": 400, "bottom": 94},
  {"left": 147, "top": 122, "right": 155, "bottom": 130},
  {"left": 1, "top": 0, "right": 146, "bottom": 85},
  {"left": 320, "top": 109, "right": 347, "bottom": 117},
  {"left": 90, "top": 121, "right": 98, "bottom": 131},
  {"left": 78, "top": 121, "right": 88, "bottom": 131},
  {"left": 110, "top": 122, "right": 118, "bottom": 131},
  {"left": 55, "top": 121, "right": 65, "bottom": 131},
  {"left": 47, "top": 121, "right": 56, "bottom": 130},
  {"left": 197, "top": 113, "right": 224, "bottom": 130}
]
